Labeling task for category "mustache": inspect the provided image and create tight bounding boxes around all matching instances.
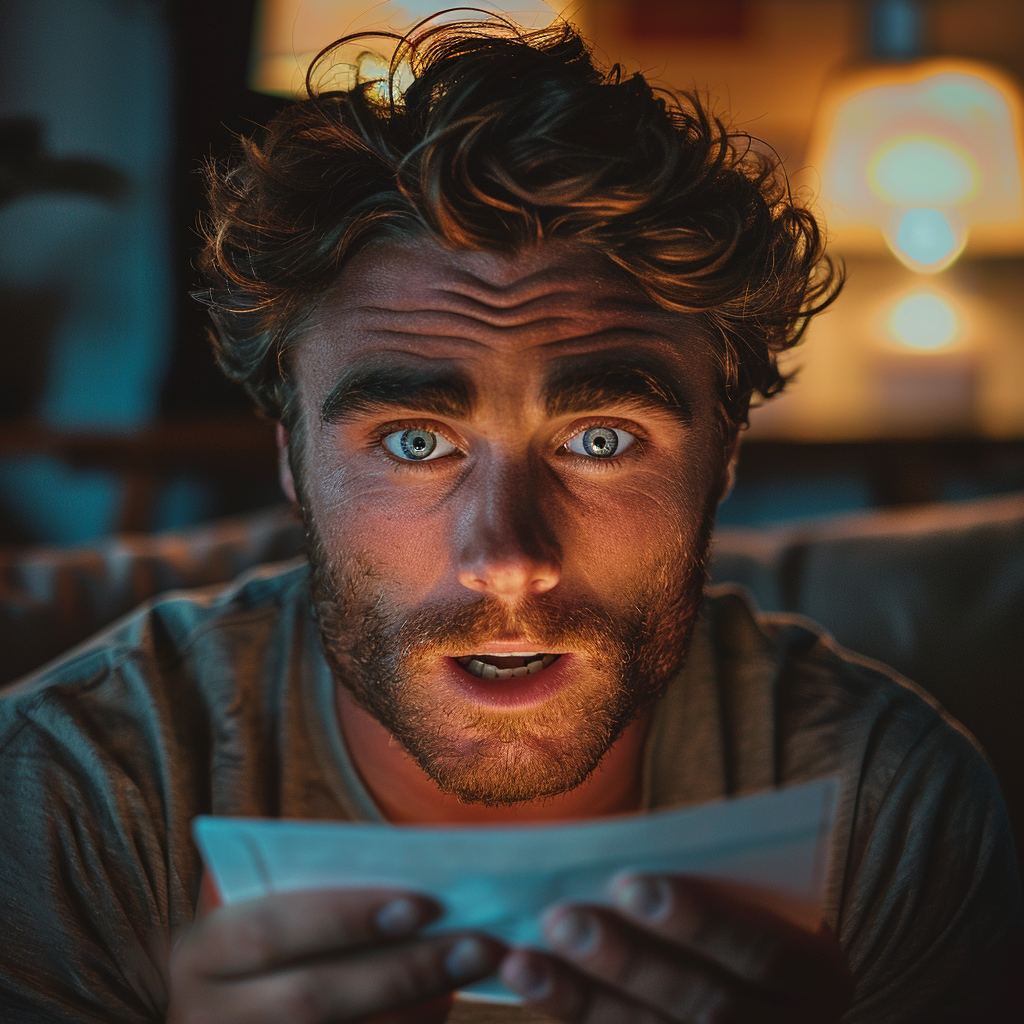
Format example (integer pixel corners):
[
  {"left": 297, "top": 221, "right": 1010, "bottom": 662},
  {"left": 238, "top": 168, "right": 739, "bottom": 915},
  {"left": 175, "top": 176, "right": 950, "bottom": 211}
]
[
  {"left": 310, "top": 556, "right": 640, "bottom": 665},
  {"left": 388, "top": 592, "right": 632, "bottom": 661}
]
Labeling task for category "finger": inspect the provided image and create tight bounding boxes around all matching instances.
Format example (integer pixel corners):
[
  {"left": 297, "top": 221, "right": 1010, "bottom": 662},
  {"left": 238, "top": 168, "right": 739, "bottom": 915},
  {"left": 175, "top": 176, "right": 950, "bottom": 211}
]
[
  {"left": 536, "top": 906, "right": 753, "bottom": 1023},
  {"left": 177, "top": 888, "right": 440, "bottom": 978},
  {"left": 611, "top": 876, "right": 850, "bottom": 1004},
  {"left": 501, "top": 948, "right": 676, "bottom": 1024},
  {"left": 192, "top": 933, "right": 504, "bottom": 1024}
]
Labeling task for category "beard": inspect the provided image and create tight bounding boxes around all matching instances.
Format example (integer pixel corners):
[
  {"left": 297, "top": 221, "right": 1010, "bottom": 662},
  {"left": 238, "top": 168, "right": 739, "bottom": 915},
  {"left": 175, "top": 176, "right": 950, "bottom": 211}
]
[{"left": 306, "top": 514, "right": 712, "bottom": 808}]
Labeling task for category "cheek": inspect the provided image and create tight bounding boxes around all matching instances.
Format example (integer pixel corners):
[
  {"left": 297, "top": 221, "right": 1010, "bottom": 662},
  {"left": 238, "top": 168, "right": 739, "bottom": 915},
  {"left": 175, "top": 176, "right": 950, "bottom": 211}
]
[
  {"left": 307, "top": 457, "right": 458, "bottom": 599},
  {"left": 557, "top": 460, "right": 717, "bottom": 582},
  {"left": 561, "top": 491, "right": 686, "bottom": 587}
]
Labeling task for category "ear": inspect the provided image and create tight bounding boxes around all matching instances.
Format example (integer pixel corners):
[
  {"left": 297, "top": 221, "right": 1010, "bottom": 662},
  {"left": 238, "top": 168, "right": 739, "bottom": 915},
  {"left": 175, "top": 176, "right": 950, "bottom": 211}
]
[
  {"left": 717, "top": 431, "right": 742, "bottom": 506},
  {"left": 275, "top": 422, "right": 298, "bottom": 505}
]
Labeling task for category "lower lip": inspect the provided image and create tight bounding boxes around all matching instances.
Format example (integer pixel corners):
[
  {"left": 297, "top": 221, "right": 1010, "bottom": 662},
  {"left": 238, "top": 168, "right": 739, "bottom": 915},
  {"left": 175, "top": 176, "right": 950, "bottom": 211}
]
[{"left": 441, "top": 655, "right": 575, "bottom": 709}]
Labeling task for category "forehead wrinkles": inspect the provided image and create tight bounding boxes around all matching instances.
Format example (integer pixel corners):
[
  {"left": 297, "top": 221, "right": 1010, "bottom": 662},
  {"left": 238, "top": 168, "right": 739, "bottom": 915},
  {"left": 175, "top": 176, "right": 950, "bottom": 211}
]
[
  {"left": 298, "top": 239, "right": 707, "bottom": 372},
  {"left": 428, "top": 258, "right": 637, "bottom": 316},
  {"left": 320, "top": 304, "right": 676, "bottom": 354}
]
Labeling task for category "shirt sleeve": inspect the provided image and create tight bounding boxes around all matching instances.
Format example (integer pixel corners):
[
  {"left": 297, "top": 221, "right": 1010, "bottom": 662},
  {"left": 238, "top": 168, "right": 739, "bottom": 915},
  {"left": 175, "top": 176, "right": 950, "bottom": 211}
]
[
  {"left": 837, "top": 702, "right": 1022, "bottom": 1024},
  {"left": 0, "top": 654, "right": 193, "bottom": 1023}
]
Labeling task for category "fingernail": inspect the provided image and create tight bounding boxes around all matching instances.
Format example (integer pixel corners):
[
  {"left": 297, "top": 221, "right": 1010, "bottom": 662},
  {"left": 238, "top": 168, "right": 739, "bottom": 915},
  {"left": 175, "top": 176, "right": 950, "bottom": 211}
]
[
  {"left": 445, "top": 936, "right": 495, "bottom": 981},
  {"left": 615, "top": 877, "right": 672, "bottom": 923},
  {"left": 374, "top": 897, "right": 424, "bottom": 937},
  {"left": 546, "top": 909, "right": 598, "bottom": 955},
  {"left": 501, "top": 953, "right": 553, "bottom": 1000}
]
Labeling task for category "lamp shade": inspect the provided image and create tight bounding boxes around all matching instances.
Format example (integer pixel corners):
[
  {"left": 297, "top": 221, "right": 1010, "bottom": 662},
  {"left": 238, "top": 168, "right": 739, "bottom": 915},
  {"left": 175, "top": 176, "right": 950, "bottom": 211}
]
[
  {"left": 805, "top": 59, "right": 1024, "bottom": 271},
  {"left": 250, "top": 0, "right": 562, "bottom": 98}
]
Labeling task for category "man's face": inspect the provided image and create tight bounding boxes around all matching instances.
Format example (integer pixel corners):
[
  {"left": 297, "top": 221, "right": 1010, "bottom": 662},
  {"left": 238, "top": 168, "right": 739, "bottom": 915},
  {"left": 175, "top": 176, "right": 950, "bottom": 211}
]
[{"left": 287, "top": 236, "right": 731, "bottom": 806}]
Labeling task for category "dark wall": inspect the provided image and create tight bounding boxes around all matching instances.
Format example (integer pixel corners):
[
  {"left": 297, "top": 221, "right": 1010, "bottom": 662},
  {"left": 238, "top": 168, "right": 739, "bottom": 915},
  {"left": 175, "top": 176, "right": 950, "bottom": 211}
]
[{"left": 160, "top": 0, "right": 287, "bottom": 416}]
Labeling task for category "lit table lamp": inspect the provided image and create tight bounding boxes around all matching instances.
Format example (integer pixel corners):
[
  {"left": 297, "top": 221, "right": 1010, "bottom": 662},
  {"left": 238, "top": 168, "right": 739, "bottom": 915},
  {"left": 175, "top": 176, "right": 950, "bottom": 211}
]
[
  {"left": 804, "top": 59, "right": 1024, "bottom": 273},
  {"left": 795, "top": 58, "right": 1024, "bottom": 437}
]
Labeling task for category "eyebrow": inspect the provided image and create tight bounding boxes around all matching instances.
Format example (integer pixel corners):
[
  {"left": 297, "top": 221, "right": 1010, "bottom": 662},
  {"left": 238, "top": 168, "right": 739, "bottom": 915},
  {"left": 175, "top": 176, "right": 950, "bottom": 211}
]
[
  {"left": 541, "top": 355, "right": 691, "bottom": 424},
  {"left": 320, "top": 364, "right": 475, "bottom": 424},
  {"left": 319, "top": 353, "right": 690, "bottom": 426}
]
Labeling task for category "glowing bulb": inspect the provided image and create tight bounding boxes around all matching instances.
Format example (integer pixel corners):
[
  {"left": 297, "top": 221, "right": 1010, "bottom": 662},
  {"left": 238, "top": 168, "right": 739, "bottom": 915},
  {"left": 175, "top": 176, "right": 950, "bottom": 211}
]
[
  {"left": 869, "top": 134, "right": 980, "bottom": 206},
  {"left": 886, "top": 207, "right": 967, "bottom": 271},
  {"left": 887, "top": 291, "right": 961, "bottom": 350}
]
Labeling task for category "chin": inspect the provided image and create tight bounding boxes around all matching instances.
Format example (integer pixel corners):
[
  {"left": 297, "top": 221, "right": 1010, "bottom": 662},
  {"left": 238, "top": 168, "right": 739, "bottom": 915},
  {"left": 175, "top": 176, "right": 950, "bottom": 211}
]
[
  {"left": 413, "top": 736, "right": 606, "bottom": 807},
  {"left": 382, "top": 667, "right": 635, "bottom": 806}
]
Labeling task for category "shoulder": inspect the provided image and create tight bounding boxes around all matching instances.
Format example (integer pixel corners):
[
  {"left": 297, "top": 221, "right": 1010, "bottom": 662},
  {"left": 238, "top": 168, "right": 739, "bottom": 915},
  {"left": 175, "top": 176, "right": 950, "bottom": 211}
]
[
  {"left": 700, "top": 584, "right": 984, "bottom": 770},
  {"left": 3, "top": 557, "right": 310, "bottom": 696},
  {"left": 0, "top": 559, "right": 317, "bottom": 1015},
  {"left": 696, "top": 585, "right": 1008, "bottom": 873},
  {"left": 696, "top": 588, "right": 1021, "bottom": 1021},
  {"left": 0, "top": 557, "right": 313, "bottom": 777}
]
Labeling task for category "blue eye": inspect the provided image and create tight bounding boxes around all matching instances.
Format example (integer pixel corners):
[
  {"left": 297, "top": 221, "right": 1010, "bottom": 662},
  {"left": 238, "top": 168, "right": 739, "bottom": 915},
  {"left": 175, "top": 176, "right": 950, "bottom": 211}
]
[
  {"left": 565, "top": 426, "right": 635, "bottom": 459},
  {"left": 382, "top": 428, "right": 458, "bottom": 462}
]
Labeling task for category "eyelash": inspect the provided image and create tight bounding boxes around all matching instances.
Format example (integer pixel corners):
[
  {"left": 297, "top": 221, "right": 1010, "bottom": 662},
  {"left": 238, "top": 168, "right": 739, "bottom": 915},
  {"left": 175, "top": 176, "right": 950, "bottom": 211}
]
[
  {"left": 369, "top": 421, "right": 464, "bottom": 469},
  {"left": 555, "top": 418, "right": 648, "bottom": 463},
  {"left": 368, "top": 418, "right": 648, "bottom": 467}
]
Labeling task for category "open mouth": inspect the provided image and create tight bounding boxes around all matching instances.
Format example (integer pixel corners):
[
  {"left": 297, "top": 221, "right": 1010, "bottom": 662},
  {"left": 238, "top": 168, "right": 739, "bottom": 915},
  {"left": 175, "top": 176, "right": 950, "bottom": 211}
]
[{"left": 455, "top": 653, "right": 561, "bottom": 680}]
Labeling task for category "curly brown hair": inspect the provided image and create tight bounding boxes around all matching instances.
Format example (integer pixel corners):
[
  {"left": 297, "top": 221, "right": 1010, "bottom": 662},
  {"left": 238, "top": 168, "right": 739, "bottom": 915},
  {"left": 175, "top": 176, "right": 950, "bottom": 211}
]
[{"left": 197, "top": 17, "right": 840, "bottom": 433}]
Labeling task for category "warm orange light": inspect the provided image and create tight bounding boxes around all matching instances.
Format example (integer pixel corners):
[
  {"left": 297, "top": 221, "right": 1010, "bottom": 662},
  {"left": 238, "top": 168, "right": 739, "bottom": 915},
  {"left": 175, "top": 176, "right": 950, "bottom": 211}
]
[
  {"left": 804, "top": 59, "right": 1024, "bottom": 269},
  {"left": 250, "top": 1, "right": 563, "bottom": 98},
  {"left": 885, "top": 290, "right": 962, "bottom": 351}
]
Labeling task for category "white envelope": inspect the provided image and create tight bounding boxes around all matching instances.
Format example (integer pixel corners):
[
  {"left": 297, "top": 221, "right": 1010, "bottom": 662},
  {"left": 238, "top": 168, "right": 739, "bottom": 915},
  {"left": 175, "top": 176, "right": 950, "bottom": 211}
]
[{"left": 193, "top": 777, "right": 839, "bottom": 1003}]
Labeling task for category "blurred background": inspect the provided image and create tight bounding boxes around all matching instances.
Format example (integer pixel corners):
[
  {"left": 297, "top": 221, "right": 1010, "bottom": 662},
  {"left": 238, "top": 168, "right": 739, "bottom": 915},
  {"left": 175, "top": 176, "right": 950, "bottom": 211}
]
[{"left": 2, "top": 0, "right": 1024, "bottom": 545}]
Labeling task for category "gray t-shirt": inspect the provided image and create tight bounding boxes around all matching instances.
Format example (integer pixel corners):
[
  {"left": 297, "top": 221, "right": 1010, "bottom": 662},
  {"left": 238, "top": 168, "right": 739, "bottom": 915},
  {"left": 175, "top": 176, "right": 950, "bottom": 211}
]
[{"left": 0, "top": 560, "right": 1019, "bottom": 1023}]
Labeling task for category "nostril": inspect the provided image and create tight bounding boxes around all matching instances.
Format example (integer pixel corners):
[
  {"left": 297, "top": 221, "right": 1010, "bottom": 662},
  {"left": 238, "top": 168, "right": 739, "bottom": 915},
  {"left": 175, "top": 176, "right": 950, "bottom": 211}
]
[
  {"left": 457, "top": 571, "right": 490, "bottom": 594},
  {"left": 457, "top": 558, "right": 559, "bottom": 597},
  {"left": 528, "top": 572, "right": 558, "bottom": 594}
]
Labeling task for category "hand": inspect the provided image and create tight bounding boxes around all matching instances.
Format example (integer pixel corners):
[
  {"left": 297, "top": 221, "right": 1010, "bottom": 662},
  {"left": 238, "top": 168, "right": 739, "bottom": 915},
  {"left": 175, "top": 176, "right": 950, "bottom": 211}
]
[
  {"left": 167, "top": 888, "right": 504, "bottom": 1024},
  {"left": 499, "top": 876, "right": 853, "bottom": 1023}
]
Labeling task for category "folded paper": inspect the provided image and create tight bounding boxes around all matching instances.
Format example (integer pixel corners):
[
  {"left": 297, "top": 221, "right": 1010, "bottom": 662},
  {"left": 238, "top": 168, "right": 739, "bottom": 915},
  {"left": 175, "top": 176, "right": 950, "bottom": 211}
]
[{"left": 194, "top": 777, "right": 839, "bottom": 1003}]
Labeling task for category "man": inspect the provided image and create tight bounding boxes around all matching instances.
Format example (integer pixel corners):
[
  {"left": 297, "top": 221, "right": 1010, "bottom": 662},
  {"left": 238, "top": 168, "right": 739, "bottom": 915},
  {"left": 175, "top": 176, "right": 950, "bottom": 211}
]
[{"left": 0, "top": 17, "right": 1019, "bottom": 1024}]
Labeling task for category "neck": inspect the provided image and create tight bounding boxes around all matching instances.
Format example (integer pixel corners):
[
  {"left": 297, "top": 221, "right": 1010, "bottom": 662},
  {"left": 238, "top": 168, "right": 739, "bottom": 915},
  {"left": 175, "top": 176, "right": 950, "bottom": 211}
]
[{"left": 334, "top": 686, "right": 652, "bottom": 824}]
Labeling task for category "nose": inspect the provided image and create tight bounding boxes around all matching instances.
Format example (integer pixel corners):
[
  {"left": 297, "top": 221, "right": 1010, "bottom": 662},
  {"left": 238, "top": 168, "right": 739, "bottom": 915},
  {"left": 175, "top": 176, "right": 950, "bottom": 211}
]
[{"left": 455, "top": 467, "right": 561, "bottom": 599}]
